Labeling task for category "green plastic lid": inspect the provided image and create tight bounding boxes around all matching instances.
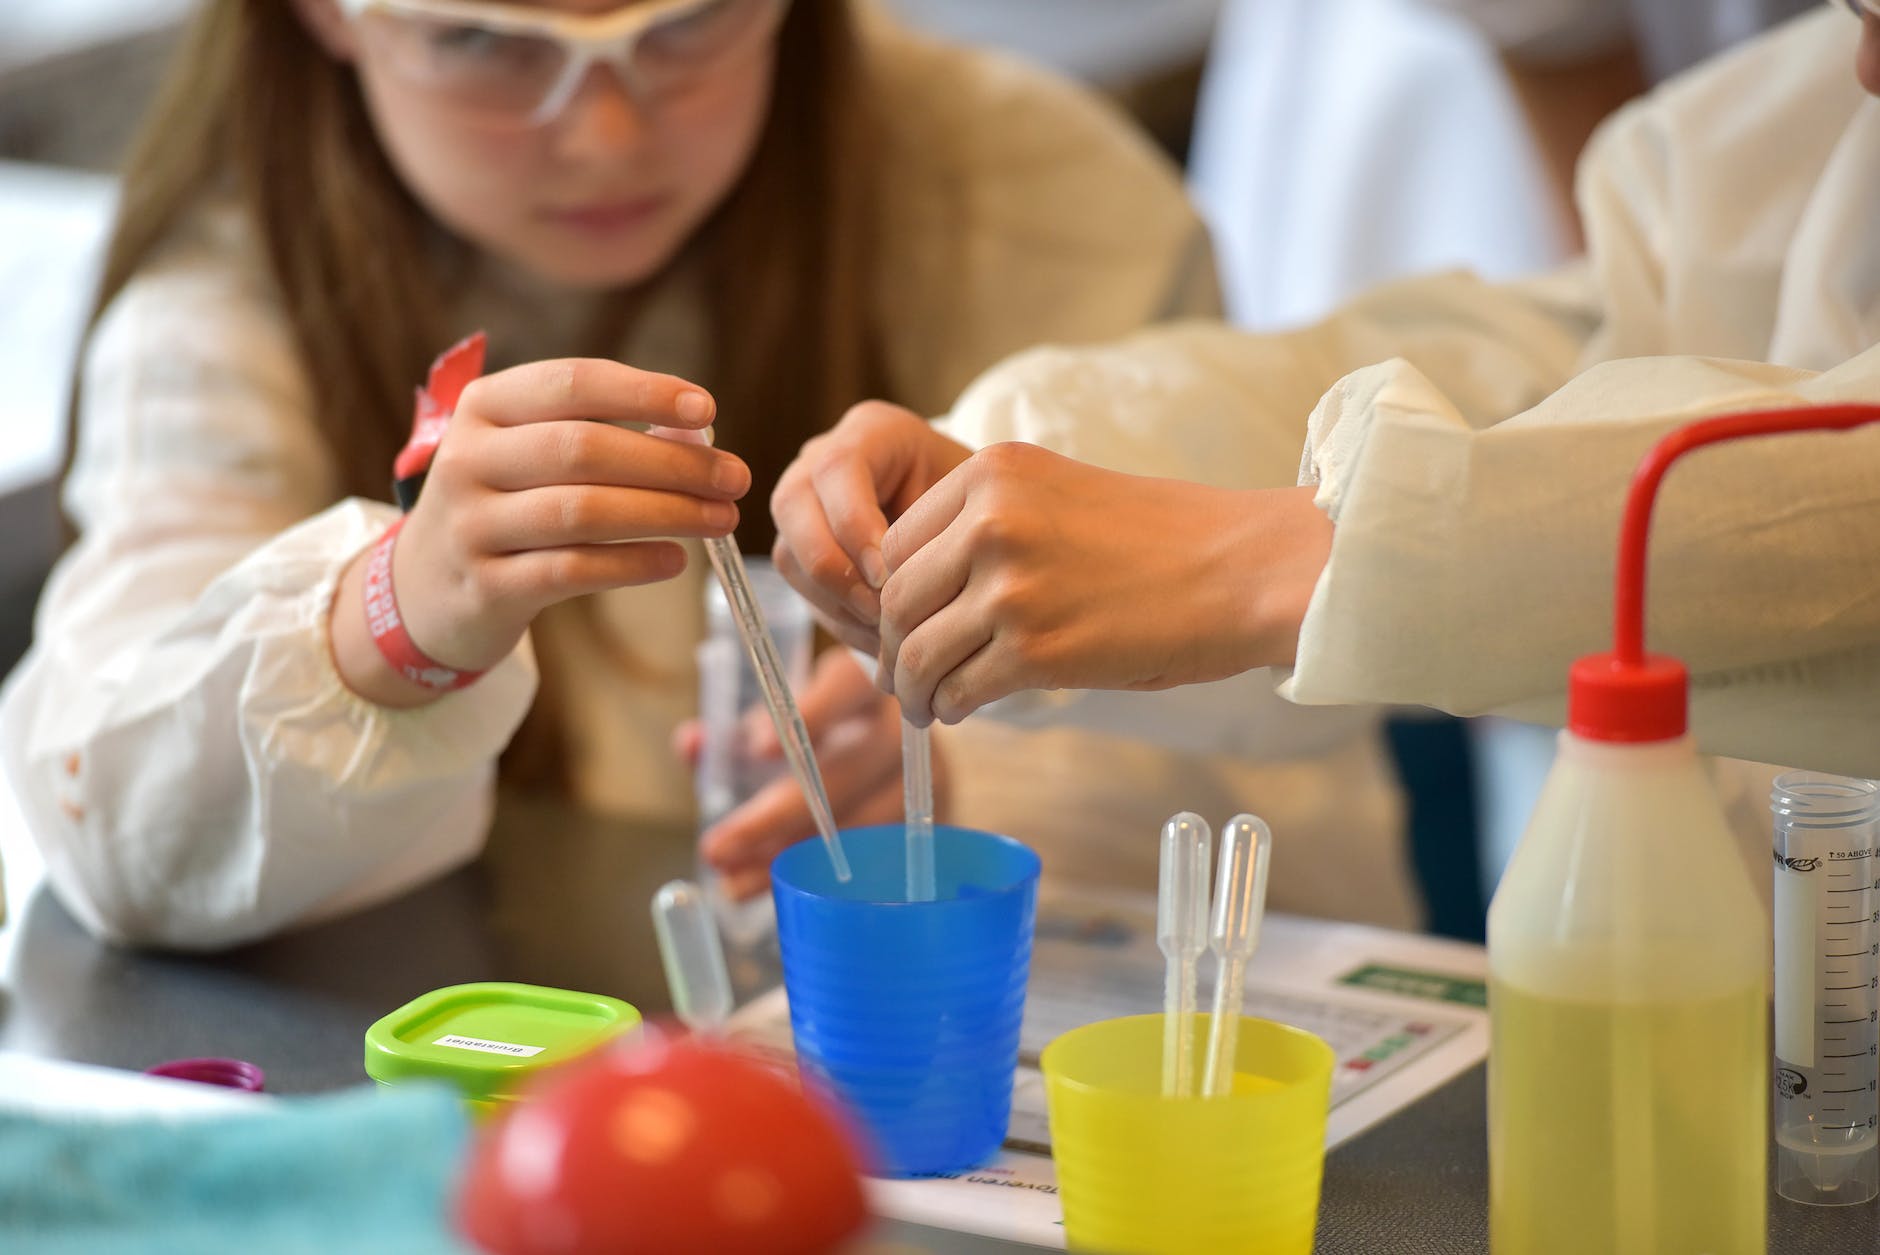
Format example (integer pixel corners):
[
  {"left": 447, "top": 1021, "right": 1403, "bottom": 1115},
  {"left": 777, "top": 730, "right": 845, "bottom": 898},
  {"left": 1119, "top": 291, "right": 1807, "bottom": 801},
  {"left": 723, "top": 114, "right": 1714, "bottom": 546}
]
[{"left": 364, "top": 981, "right": 641, "bottom": 1103}]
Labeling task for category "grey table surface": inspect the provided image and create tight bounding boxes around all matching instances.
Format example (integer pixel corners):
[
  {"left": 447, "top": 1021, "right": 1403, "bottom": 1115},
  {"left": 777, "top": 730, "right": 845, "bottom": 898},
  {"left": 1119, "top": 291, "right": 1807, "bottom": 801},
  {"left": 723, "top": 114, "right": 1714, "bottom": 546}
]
[{"left": 1, "top": 792, "right": 1874, "bottom": 1252}]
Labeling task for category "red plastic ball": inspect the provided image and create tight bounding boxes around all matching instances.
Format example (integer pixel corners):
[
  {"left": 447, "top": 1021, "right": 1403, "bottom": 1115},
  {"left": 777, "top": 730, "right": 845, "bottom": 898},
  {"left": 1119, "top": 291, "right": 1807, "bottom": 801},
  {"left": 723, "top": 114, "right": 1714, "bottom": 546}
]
[{"left": 457, "top": 1030, "right": 870, "bottom": 1255}]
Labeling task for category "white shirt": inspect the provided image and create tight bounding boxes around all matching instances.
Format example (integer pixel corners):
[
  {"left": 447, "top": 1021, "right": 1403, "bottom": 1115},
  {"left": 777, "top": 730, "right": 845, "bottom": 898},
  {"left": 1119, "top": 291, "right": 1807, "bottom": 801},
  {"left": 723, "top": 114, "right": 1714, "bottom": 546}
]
[
  {"left": 0, "top": 20, "right": 1418, "bottom": 947},
  {"left": 939, "top": 8, "right": 1880, "bottom": 783}
]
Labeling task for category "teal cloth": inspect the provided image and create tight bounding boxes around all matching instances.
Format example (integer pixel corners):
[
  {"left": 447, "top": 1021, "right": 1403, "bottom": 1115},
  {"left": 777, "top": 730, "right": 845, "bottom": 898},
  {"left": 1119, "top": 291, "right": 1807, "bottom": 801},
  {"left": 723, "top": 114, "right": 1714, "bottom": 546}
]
[{"left": 0, "top": 1083, "right": 476, "bottom": 1254}]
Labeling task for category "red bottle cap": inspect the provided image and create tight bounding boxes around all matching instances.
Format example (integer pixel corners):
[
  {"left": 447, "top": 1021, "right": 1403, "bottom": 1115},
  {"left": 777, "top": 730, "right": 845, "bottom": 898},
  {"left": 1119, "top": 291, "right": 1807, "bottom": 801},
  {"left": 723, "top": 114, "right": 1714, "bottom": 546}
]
[{"left": 1567, "top": 652, "right": 1687, "bottom": 743}]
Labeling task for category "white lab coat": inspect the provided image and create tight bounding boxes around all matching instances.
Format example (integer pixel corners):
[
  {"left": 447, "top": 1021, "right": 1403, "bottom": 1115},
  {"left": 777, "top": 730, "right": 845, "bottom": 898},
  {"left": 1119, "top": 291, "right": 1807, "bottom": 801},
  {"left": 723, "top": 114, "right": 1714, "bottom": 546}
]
[
  {"left": 0, "top": 19, "right": 1418, "bottom": 948},
  {"left": 937, "top": 8, "right": 1880, "bottom": 785}
]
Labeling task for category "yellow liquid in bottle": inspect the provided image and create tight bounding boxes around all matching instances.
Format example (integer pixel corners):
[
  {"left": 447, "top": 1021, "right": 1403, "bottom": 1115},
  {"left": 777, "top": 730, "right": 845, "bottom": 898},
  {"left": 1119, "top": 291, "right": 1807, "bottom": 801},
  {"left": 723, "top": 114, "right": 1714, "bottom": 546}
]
[{"left": 1489, "top": 978, "right": 1767, "bottom": 1255}]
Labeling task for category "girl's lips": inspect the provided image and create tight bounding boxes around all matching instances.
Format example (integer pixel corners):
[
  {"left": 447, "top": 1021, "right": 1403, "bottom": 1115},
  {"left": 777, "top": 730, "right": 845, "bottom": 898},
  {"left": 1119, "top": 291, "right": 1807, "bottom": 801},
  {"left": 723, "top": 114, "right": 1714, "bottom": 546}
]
[{"left": 542, "top": 195, "right": 672, "bottom": 233}]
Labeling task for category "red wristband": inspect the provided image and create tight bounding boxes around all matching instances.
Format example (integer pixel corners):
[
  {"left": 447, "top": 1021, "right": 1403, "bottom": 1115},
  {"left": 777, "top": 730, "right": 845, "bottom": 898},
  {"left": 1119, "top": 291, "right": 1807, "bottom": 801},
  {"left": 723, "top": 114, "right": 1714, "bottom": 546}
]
[{"left": 361, "top": 517, "right": 486, "bottom": 693}]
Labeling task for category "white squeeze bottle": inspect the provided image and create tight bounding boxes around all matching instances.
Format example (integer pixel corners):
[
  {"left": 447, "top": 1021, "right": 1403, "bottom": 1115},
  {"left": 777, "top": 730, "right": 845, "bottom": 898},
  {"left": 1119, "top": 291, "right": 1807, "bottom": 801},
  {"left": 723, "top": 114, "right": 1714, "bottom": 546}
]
[{"left": 1488, "top": 403, "right": 1880, "bottom": 1254}]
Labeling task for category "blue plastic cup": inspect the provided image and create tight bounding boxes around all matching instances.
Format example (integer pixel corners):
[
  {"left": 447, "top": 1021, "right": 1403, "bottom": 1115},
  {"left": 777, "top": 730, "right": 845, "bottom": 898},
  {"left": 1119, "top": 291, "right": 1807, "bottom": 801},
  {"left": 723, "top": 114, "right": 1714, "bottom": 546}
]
[{"left": 771, "top": 823, "right": 1040, "bottom": 1176}]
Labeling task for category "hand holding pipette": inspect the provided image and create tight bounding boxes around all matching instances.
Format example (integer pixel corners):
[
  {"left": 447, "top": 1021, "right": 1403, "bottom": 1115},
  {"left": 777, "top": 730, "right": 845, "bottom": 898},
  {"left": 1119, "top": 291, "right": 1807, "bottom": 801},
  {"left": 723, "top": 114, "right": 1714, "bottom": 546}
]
[
  {"left": 652, "top": 879, "right": 734, "bottom": 1035},
  {"left": 903, "top": 720, "right": 936, "bottom": 901},
  {"left": 1156, "top": 812, "right": 1213, "bottom": 1098},
  {"left": 1203, "top": 813, "right": 1273, "bottom": 1098}
]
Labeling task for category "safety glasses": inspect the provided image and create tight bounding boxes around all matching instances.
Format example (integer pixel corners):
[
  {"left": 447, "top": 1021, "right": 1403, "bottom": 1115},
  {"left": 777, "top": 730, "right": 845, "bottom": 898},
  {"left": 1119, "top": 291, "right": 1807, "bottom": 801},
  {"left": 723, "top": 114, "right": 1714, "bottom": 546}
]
[{"left": 334, "top": 0, "right": 788, "bottom": 127}]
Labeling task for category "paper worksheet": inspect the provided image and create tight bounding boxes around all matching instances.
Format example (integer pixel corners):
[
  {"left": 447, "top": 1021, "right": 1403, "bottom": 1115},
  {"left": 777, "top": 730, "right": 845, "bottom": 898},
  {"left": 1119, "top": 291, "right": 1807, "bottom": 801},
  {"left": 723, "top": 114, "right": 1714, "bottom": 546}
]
[{"left": 727, "top": 885, "right": 1490, "bottom": 1249}]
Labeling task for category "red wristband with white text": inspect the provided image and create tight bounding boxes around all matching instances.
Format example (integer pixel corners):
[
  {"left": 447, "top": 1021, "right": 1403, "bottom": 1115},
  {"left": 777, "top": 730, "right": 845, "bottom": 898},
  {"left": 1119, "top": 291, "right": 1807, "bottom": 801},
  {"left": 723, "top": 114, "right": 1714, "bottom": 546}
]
[{"left": 362, "top": 517, "right": 486, "bottom": 693}]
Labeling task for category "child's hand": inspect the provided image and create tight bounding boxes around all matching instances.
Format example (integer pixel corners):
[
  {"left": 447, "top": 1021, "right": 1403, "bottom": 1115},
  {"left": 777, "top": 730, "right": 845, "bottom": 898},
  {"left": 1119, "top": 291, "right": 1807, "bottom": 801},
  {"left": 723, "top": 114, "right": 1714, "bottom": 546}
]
[
  {"left": 686, "top": 649, "right": 947, "bottom": 900},
  {"left": 389, "top": 359, "right": 751, "bottom": 672},
  {"left": 769, "top": 402, "right": 971, "bottom": 654},
  {"left": 876, "top": 443, "right": 1335, "bottom": 726}
]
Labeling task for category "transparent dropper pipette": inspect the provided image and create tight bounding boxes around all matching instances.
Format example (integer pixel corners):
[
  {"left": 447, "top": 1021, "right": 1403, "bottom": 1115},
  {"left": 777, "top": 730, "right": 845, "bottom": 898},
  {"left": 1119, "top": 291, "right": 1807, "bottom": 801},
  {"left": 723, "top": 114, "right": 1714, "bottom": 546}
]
[
  {"left": 1157, "top": 812, "right": 1212, "bottom": 1098},
  {"left": 903, "top": 721, "right": 936, "bottom": 901},
  {"left": 672, "top": 424, "right": 851, "bottom": 883},
  {"left": 1203, "top": 814, "right": 1274, "bottom": 1098},
  {"left": 652, "top": 879, "right": 734, "bottom": 1035}
]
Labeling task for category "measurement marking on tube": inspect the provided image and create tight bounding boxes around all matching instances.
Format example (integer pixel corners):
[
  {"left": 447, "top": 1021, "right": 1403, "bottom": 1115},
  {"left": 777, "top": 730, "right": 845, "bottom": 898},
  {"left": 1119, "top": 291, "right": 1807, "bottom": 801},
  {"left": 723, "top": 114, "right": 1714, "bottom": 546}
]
[
  {"left": 1826, "top": 985, "right": 1868, "bottom": 991},
  {"left": 1827, "top": 952, "right": 1870, "bottom": 958},
  {"left": 1822, "top": 1124, "right": 1865, "bottom": 1131},
  {"left": 1825, "top": 1052, "right": 1869, "bottom": 1059},
  {"left": 1827, "top": 1018, "right": 1868, "bottom": 1024},
  {"left": 1827, "top": 1087, "right": 1868, "bottom": 1093},
  {"left": 1827, "top": 887, "right": 1869, "bottom": 893}
]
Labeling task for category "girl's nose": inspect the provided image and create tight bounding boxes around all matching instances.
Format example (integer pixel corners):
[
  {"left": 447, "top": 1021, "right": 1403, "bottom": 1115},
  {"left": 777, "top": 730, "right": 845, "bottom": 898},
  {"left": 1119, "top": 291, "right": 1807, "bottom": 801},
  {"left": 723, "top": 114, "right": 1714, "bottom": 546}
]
[{"left": 550, "top": 62, "right": 650, "bottom": 157}]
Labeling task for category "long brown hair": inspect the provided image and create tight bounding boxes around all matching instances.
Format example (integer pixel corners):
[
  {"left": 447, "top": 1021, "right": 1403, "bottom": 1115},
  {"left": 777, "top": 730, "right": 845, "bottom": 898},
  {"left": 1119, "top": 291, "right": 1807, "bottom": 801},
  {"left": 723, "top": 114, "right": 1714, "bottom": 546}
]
[{"left": 70, "top": 0, "right": 883, "bottom": 789}]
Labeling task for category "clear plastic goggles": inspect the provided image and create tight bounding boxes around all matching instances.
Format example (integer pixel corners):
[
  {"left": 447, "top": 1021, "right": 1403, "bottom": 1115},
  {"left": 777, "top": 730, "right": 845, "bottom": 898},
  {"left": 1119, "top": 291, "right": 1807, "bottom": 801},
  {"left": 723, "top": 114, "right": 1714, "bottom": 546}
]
[{"left": 335, "top": 0, "right": 788, "bottom": 127}]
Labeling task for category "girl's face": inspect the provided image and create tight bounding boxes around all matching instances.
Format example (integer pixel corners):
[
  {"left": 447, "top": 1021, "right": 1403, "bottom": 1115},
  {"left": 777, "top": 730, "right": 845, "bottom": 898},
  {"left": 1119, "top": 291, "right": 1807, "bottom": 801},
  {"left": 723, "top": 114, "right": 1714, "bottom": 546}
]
[{"left": 301, "top": 0, "right": 782, "bottom": 290}]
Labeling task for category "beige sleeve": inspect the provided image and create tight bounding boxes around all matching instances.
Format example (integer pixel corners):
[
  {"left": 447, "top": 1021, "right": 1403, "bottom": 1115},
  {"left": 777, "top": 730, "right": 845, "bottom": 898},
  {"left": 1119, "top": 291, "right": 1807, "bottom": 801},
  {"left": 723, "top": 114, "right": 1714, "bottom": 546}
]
[{"left": 1288, "top": 347, "right": 1880, "bottom": 779}]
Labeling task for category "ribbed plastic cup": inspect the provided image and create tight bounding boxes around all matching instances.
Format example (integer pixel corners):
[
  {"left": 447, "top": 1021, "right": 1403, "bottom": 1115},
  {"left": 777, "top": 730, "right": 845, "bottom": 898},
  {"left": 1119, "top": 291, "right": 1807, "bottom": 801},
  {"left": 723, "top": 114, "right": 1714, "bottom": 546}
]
[
  {"left": 771, "top": 823, "right": 1039, "bottom": 1177},
  {"left": 1043, "top": 1013, "right": 1333, "bottom": 1253}
]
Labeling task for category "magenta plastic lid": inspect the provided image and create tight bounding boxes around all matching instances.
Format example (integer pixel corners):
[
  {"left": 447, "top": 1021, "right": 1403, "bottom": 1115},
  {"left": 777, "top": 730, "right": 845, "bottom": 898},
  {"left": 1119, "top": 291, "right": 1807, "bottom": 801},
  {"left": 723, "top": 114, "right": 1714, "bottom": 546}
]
[{"left": 145, "top": 1057, "right": 266, "bottom": 1092}]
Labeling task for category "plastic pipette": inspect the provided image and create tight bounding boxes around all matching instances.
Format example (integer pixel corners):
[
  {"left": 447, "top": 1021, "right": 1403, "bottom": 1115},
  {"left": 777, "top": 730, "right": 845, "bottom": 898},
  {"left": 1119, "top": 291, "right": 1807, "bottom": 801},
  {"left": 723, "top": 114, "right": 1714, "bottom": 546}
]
[
  {"left": 903, "top": 720, "right": 936, "bottom": 901},
  {"left": 655, "top": 421, "right": 851, "bottom": 882},
  {"left": 652, "top": 879, "right": 734, "bottom": 1034},
  {"left": 1203, "top": 814, "right": 1273, "bottom": 1098},
  {"left": 700, "top": 530, "right": 853, "bottom": 885},
  {"left": 1156, "top": 812, "right": 1213, "bottom": 1098}
]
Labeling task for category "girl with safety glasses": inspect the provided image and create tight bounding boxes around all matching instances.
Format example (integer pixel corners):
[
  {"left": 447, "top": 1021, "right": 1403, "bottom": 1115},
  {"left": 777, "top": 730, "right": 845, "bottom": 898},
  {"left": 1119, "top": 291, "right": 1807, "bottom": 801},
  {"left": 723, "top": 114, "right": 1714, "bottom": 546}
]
[{"left": 0, "top": 0, "right": 1234, "bottom": 945}]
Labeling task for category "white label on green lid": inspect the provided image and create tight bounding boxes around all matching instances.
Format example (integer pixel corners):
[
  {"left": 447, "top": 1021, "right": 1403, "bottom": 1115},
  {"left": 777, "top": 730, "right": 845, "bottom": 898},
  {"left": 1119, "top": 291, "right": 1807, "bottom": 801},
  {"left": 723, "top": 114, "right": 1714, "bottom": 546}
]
[{"left": 434, "top": 1033, "right": 544, "bottom": 1058}]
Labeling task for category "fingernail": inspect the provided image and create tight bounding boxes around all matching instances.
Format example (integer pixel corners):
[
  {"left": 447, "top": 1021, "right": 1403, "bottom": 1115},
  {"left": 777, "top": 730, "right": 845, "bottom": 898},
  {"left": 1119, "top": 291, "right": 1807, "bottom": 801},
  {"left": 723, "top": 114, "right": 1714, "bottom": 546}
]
[
  {"left": 714, "top": 457, "right": 747, "bottom": 495},
  {"left": 848, "top": 583, "right": 879, "bottom": 621},
  {"left": 677, "top": 390, "right": 714, "bottom": 424},
  {"left": 860, "top": 547, "right": 887, "bottom": 589}
]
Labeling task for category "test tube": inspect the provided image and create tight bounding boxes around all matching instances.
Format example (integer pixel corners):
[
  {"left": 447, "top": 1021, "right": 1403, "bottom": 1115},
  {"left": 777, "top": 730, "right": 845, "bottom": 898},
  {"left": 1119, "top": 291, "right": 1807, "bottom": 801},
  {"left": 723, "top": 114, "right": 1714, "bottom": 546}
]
[
  {"left": 1773, "top": 773, "right": 1880, "bottom": 1206},
  {"left": 1157, "top": 812, "right": 1212, "bottom": 1098},
  {"left": 903, "top": 720, "right": 936, "bottom": 902},
  {"left": 652, "top": 879, "right": 734, "bottom": 1035},
  {"left": 1203, "top": 814, "right": 1273, "bottom": 1099}
]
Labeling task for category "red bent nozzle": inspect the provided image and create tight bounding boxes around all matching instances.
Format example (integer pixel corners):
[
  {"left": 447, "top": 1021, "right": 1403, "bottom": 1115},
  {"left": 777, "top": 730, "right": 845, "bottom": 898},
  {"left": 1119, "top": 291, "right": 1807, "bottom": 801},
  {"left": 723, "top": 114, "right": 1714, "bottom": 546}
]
[{"left": 1568, "top": 403, "right": 1880, "bottom": 743}]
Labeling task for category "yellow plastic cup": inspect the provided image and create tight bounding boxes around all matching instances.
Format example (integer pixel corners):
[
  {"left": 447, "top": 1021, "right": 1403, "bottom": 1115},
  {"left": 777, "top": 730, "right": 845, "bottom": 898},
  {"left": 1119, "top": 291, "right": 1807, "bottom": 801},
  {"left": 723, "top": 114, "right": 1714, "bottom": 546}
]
[{"left": 1042, "top": 1013, "right": 1334, "bottom": 1254}]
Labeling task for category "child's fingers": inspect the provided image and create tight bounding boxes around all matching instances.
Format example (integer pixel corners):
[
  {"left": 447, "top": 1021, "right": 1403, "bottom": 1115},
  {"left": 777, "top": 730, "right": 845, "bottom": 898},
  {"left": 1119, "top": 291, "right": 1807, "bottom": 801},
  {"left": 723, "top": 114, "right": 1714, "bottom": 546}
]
[
  {"left": 482, "top": 541, "right": 689, "bottom": 604},
  {"left": 770, "top": 539, "right": 882, "bottom": 653},
  {"left": 475, "top": 484, "right": 737, "bottom": 550},
  {"left": 769, "top": 492, "right": 877, "bottom": 620},
  {"left": 460, "top": 359, "right": 716, "bottom": 429},
  {"left": 481, "top": 422, "right": 749, "bottom": 498}
]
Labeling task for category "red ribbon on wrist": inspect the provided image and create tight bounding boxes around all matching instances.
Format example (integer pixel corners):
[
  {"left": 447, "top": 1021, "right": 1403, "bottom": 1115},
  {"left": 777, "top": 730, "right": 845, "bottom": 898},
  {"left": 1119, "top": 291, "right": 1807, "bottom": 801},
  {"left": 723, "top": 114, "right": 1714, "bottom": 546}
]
[
  {"left": 366, "top": 333, "right": 492, "bottom": 692},
  {"left": 362, "top": 517, "right": 486, "bottom": 693},
  {"left": 393, "top": 332, "right": 487, "bottom": 510}
]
